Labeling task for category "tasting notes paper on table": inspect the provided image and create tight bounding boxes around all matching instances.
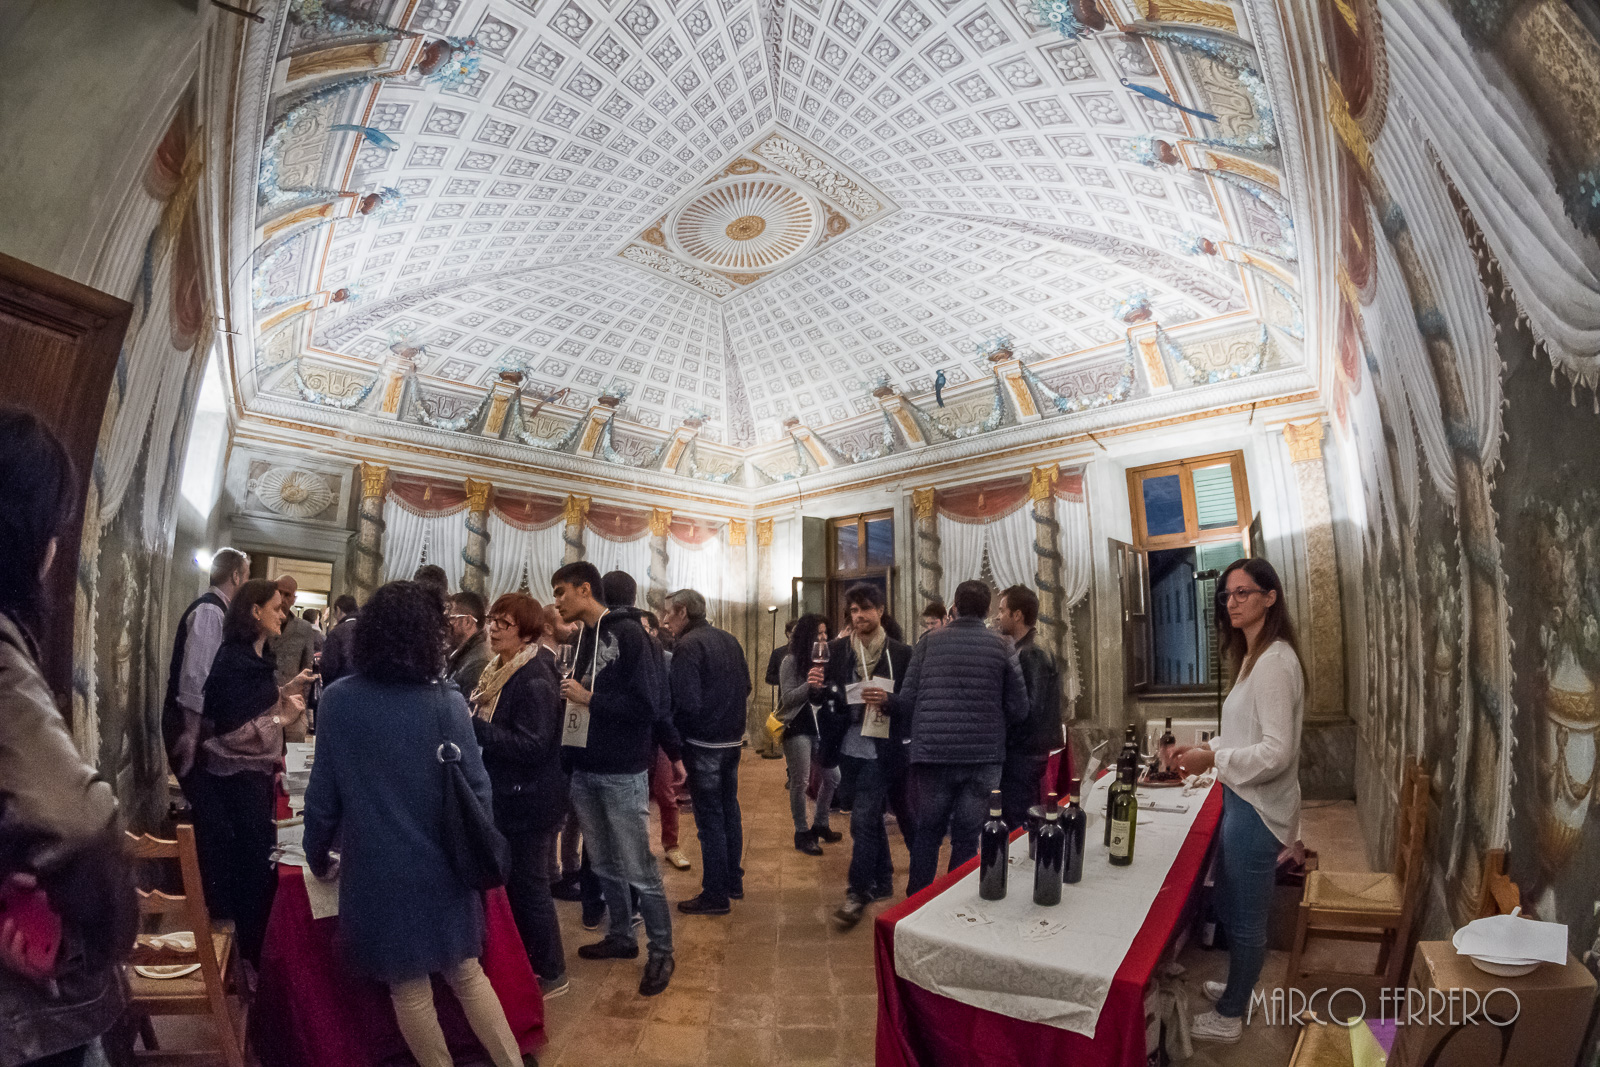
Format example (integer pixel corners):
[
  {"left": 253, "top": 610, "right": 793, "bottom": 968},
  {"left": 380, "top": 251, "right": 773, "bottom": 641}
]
[{"left": 892, "top": 778, "right": 1213, "bottom": 1036}]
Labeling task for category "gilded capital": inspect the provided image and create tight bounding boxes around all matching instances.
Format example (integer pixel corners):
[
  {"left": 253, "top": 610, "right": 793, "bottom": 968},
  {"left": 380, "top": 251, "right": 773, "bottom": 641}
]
[
  {"left": 1029, "top": 464, "right": 1059, "bottom": 502},
  {"left": 1284, "top": 419, "right": 1325, "bottom": 463},
  {"left": 563, "top": 494, "right": 591, "bottom": 526},
  {"left": 727, "top": 519, "right": 747, "bottom": 546},
  {"left": 464, "top": 478, "right": 492, "bottom": 513},
  {"left": 359, "top": 462, "right": 389, "bottom": 499},
  {"left": 649, "top": 508, "right": 672, "bottom": 537},
  {"left": 911, "top": 487, "right": 937, "bottom": 520},
  {"left": 756, "top": 518, "right": 774, "bottom": 547}
]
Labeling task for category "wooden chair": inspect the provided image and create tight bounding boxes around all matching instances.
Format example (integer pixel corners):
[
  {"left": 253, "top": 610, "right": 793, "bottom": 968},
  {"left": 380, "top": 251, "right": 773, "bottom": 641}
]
[
  {"left": 1288, "top": 759, "right": 1429, "bottom": 991},
  {"left": 1475, "top": 848, "right": 1522, "bottom": 919},
  {"left": 121, "top": 825, "right": 247, "bottom": 1067}
]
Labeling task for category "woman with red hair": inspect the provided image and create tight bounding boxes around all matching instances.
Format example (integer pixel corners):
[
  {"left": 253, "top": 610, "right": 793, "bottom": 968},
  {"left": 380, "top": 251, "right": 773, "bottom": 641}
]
[{"left": 470, "top": 593, "right": 569, "bottom": 998}]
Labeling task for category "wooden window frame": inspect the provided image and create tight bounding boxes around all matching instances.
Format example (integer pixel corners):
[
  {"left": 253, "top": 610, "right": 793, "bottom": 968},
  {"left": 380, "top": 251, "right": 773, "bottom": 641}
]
[
  {"left": 826, "top": 510, "right": 896, "bottom": 627},
  {"left": 1126, "top": 450, "right": 1252, "bottom": 551}
]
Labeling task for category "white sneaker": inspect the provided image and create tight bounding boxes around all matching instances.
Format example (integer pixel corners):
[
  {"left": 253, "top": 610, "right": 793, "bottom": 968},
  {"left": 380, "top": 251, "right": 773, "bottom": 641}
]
[
  {"left": 1191, "top": 1009, "right": 1242, "bottom": 1043},
  {"left": 1202, "top": 980, "right": 1227, "bottom": 1002}
]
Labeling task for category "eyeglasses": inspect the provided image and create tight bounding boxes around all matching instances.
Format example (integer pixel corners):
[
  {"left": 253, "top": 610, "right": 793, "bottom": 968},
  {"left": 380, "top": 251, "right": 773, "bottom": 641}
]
[
  {"left": 449, "top": 614, "right": 476, "bottom": 623},
  {"left": 486, "top": 617, "right": 514, "bottom": 630},
  {"left": 1219, "top": 588, "right": 1266, "bottom": 603}
]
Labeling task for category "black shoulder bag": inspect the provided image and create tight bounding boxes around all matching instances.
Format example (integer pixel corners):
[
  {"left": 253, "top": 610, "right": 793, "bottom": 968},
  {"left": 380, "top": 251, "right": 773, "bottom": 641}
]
[{"left": 431, "top": 683, "right": 510, "bottom": 891}]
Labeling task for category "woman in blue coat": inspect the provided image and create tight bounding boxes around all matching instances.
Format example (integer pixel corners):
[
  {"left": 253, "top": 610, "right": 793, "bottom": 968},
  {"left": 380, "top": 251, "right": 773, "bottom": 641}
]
[{"left": 302, "top": 581, "right": 524, "bottom": 1067}]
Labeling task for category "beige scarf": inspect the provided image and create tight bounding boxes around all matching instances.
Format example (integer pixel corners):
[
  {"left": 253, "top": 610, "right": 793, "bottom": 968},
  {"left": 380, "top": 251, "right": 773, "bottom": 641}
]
[
  {"left": 471, "top": 642, "right": 537, "bottom": 722},
  {"left": 854, "top": 626, "right": 887, "bottom": 682}
]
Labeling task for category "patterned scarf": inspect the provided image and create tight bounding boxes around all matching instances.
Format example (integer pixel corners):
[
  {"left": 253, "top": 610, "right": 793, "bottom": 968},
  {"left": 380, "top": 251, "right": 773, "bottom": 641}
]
[
  {"left": 471, "top": 642, "right": 537, "bottom": 722},
  {"left": 853, "top": 626, "right": 887, "bottom": 682}
]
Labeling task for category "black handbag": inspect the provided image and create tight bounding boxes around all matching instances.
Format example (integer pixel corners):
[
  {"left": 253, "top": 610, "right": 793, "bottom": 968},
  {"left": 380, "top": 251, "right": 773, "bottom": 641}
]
[{"left": 431, "top": 683, "right": 510, "bottom": 892}]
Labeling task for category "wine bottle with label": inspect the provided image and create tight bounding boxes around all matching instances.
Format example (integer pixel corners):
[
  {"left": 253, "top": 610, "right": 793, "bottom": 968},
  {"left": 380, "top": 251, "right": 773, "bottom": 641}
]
[
  {"left": 1104, "top": 725, "right": 1140, "bottom": 845},
  {"left": 1033, "top": 801, "right": 1065, "bottom": 906},
  {"left": 978, "top": 789, "right": 1008, "bottom": 901},
  {"left": 1108, "top": 766, "right": 1138, "bottom": 866},
  {"left": 1159, "top": 717, "right": 1177, "bottom": 771},
  {"left": 1061, "top": 784, "right": 1086, "bottom": 885}
]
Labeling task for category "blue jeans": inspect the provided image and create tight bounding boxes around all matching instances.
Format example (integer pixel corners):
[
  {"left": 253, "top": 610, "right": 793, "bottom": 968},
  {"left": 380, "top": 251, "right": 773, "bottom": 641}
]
[
  {"left": 1217, "top": 786, "right": 1282, "bottom": 1018},
  {"left": 847, "top": 757, "right": 894, "bottom": 899},
  {"left": 907, "top": 762, "right": 1003, "bottom": 896},
  {"left": 782, "top": 732, "right": 840, "bottom": 833},
  {"left": 684, "top": 745, "right": 744, "bottom": 905},
  {"left": 568, "top": 770, "right": 673, "bottom": 957}
]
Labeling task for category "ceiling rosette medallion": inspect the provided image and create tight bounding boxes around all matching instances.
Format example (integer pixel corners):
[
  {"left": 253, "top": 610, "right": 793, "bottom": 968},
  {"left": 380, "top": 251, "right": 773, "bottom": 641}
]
[{"left": 616, "top": 125, "right": 894, "bottom": 299}]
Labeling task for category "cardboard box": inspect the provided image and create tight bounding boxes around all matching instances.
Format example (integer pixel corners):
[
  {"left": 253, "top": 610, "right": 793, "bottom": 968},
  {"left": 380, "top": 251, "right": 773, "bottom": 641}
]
[{"left": 1388, "top": 940, "right": 1596, "bottom": 1067}]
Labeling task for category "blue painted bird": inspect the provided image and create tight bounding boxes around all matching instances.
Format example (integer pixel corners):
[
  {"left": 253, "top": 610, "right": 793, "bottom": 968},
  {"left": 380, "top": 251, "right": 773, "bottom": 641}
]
[
  {"left": 1118, "top": 78, "right": 1218, "bottom": 123},
  {"left": 934, "top": 370, "right": 947, "bottom": 407},
  {"left": 330, "top": 123, "right": 400, "bottom": 151}
]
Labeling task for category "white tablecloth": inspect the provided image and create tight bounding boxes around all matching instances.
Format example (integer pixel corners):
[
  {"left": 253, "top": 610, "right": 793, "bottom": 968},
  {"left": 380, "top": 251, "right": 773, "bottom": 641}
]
[{"left": 892, "top": 779, "right": 1214, "bottom": 1036}]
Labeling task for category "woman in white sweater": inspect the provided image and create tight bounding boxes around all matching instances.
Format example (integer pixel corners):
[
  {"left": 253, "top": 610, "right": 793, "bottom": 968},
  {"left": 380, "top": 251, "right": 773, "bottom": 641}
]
[{"left": 1173, "top": 557, "right": 1304, "bottom": 1043}]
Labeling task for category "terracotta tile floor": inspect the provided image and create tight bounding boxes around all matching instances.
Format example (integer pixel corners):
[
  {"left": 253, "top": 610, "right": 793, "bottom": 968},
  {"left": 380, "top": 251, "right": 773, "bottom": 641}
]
[
  {"left": 538, "top": 756, "right": 1371, "bottom": 1067},
  {"left": 145, "top": 755, "right": 1370, "bottom": 1066}
]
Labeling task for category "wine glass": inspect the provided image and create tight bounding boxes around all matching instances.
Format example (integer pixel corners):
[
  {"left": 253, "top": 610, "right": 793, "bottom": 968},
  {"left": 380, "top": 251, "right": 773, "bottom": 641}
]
[
  {"left": 555, "top": 644, "right": 576, "bottom": 680},
  {"left": 812, "top": 639, "right": 830, "bottom": 666}
]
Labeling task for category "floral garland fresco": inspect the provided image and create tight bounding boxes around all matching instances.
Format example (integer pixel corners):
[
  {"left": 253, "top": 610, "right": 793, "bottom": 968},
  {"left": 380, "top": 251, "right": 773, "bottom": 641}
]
[
  {"left": 1021, "top": 340, "right": 1137, "bottom": 413},
  {"left": 1159, "top": 323, "right": 1270, "bottom": 385},
  {"left": 293, "top": 359, "right": 374, "bottom": 409},
  {"left": 1127, "top": 27, "right": 1279, "bottom": 155}
]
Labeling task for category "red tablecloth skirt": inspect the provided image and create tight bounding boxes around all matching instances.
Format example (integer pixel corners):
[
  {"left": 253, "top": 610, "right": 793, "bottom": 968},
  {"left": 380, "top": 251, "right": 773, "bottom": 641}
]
[
  {"left": 253, "top": 866, "right": 545, "bottom": 1067},
  {"left": 874, "top": 785, "right": 1223, "bottom": 1067}
]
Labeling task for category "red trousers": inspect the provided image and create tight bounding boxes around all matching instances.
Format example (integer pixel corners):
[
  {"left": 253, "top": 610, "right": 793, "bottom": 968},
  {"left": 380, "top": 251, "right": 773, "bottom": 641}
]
[{"left": 648, "top": 746, "right": 679, "bottom": 850}]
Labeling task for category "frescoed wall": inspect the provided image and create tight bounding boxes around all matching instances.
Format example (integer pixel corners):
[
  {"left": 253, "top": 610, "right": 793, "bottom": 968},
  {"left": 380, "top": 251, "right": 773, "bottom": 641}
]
[
  {"left": 1321, "top": 0, "right": 1600, "bottom": 998},
  {"left": 71, "top": 100, "right": 218, "bottom": 832}
]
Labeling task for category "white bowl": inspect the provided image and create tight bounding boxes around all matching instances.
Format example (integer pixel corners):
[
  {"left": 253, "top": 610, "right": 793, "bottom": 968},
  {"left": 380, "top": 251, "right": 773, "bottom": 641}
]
[{"left": 1452, "top": 928, "right": 1541, "bottom": 977}]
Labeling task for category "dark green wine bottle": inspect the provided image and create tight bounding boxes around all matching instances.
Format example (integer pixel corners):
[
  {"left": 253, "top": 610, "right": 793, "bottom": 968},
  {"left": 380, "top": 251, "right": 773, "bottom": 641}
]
[{"left": 1108, "top": 771, "right": 1138, "bottom": 867}]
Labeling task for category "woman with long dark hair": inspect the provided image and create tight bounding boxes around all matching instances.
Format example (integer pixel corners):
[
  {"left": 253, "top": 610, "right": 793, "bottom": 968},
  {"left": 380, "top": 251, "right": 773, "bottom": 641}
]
[
  {"left": 1173, "top": 557, "right": 1305, "bottom": 1043},
  {"left": 303, "top": 581, "right": 523, "bottom": 1067},
  {"left": 193, "top": 578, "right": 308, "bottom": 965},
  {"left": 0, "top": 410, "right": 135, "bottom": 1067},
  {"left": 778, "top": 613, "right": 842, "bottom": 854},
  {"left": 469, "top": 593, "right": 568, "bottom": 998}
]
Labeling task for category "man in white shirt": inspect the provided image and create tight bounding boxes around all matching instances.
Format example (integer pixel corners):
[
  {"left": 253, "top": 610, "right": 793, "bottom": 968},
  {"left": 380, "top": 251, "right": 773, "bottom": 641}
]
[{"left": 162, "top": 548, "right": 249, "bottom": 783}]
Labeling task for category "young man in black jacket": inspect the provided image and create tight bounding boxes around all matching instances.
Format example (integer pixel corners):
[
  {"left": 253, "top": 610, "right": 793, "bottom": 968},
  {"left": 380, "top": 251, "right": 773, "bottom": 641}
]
[
  {"left": 812, "top": 583, "right": 914, "bottom": 927},
  {"left": 662, "top": 589, "right": 751, "bottom": 915},
  {"left": 552, "top": 561, "right": 675, "bottom": 996},
  {"left": 993, "top": 585, "right": 1063, "bottom": 830}
]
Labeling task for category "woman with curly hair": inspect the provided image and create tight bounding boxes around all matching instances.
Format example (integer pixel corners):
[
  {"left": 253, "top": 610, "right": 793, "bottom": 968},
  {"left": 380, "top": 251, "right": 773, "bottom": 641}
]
[
  {"left": 303, "top": 582, "right": 524, "bottom": 1067},
  {"left": 469, "top": 593, "right": 568, "bottom": 998},
  {"left": 777, "top": 613, "right": 841, "bottom": 854}
]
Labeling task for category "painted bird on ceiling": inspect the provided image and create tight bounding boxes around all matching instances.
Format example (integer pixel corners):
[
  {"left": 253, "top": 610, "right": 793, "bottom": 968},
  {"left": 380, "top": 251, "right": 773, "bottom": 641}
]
[
  {"left": 1118, "top": 79, "right": 1218, "bottom": 123},
  {"left": 330, "top": 123, "right": 400, "bottom": 151},
  {"left": 934, "top": 370, "right": 947, "bottom": 407}
]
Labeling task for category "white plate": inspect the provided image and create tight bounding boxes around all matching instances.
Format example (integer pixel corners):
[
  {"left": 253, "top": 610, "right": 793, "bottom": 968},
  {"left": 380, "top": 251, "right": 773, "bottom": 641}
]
[
  {"left": 1452, "top": 928, "right": 1541, "bottom": 977},
  {"left": 134, "top": 963, "right": 201, "bottom": 980}
]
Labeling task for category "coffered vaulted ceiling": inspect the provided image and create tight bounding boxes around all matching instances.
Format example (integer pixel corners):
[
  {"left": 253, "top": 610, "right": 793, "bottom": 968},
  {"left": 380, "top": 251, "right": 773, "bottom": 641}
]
[{"left": 250, "top": 0, "right": 1293, "bottom": 451}]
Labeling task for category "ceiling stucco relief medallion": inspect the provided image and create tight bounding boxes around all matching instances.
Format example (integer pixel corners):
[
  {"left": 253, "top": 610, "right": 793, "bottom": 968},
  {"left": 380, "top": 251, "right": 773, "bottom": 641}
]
[
  {"left": 251, "top": 467, "right": 336, "bottom": 518},
  {"left": 669, "top": 178, "right": 821, "bottom": 273}
]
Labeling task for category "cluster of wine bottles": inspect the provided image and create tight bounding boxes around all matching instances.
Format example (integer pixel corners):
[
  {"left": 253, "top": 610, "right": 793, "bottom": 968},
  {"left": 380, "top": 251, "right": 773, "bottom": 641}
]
[
  {"left": 977, "top": 787, "right": 1085, "bottom": 906},
  {"left": 1101, "top": 724, "right": 1143, "bottom": 866}
]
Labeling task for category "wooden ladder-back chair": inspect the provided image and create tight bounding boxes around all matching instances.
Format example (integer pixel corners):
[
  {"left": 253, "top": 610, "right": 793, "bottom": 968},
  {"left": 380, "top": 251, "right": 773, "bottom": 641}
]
[
  {"left": 1288, "top": 759, "right": 1430, "bottom": 991},
  {"left": 1475, "top": 848, "right": 1522, "bottom": 919},
  {"left": 122, "top": 824, "right": 247, "bottom": 1067}
]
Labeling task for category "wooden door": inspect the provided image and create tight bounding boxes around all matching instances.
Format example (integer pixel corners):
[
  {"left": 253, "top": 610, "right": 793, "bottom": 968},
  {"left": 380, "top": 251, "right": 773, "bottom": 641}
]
[
  {"left": 0, "top": 252, "right": 132, "bottom": 707},
  {"left": 1112, "top": 538, "right": 1150, "bottom": 693}
]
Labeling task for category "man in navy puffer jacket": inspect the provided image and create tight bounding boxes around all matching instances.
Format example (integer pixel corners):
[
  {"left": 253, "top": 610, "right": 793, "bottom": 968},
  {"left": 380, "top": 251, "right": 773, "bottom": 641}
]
[{"left": 889, "top": 580, "right": 1029, "bottom": 894}]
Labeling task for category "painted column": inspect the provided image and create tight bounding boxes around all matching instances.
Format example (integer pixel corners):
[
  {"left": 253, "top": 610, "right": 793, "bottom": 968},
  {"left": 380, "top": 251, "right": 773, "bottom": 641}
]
[
  {"left": 1282, "top": 420, "right": 1347, "bottom": 721},
  {"left": 375, "top": 348, "right": 418, "bottom": 419},
  {"left": 647, "top": 508, "right": 672, "bottom": 614},
  {"left": 727, "top": 520, "right": 765, "bottom": 750},
  {"left": 753, "top": 518, "right": 780, "bottom": 756},
  {"left": 912, "top": 487, "right": 942, "bottom": 609},
  {"left": 353, "top": 462, "right": 388, "bottom": 603},
  {"left": 562, "top": 494, "right": 589, "bottom": 564},
  {"left": 462, "top": 478, "right": 492, "bottom": 597},
  {"left": 1030, "top": 464, "right": 1068, "bottom": 664}
]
